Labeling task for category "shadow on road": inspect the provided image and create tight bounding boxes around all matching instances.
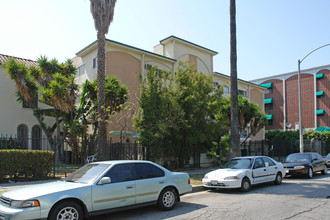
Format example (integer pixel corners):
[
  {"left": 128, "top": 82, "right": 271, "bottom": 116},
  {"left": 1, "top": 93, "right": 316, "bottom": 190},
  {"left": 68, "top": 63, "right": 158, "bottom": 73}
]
[{"left": 90, "top": 202, "right": 207, "bottom": 220}]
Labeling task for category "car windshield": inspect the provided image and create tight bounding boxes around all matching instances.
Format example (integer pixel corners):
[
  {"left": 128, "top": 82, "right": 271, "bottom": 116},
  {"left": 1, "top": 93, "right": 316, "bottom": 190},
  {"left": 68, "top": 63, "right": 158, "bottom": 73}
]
[
  {"left": 222, "top": 158, "right": 253, "bottom": 169},
  {"left": 64, "top": 163, "right": 110, "bottom": 184},
  {"left": 285, "top": 154, "right": 311, "bottom": 162}
]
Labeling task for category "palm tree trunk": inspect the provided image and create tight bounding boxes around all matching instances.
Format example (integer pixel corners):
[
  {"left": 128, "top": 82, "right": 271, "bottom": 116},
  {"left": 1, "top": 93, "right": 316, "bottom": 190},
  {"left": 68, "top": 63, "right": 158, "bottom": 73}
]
[
  {"left": 97, "top": 31, "right": 107, "bottom": 160},
  {"left": 229, "top": 0, "right": 240, "bottom": 158}
]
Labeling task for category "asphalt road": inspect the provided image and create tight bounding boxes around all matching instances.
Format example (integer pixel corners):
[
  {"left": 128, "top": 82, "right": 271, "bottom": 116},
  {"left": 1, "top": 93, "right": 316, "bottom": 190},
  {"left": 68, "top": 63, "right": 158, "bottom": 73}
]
[{"left": 91, "top": 172, "right": 330, "bottom": 220}]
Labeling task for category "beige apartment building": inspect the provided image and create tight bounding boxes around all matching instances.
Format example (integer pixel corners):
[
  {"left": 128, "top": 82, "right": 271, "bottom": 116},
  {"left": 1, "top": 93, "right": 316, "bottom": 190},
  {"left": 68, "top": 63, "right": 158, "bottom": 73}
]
[{"left": 73, "top": 36, "right": 265, "bottom": 141}]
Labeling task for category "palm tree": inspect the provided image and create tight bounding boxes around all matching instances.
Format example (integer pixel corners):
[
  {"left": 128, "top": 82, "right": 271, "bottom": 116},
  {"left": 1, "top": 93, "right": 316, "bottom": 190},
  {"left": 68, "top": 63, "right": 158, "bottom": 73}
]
[
  {"left": 90, "top": 0, "right": 117, "bottom": 160},
  {"left": 229, "top": 0, "right": 240, "bottom": 158}
]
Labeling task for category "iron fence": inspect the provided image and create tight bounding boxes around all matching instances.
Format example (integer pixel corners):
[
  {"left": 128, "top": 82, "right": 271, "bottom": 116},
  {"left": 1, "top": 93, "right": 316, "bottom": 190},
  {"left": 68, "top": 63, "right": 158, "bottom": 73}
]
[
  {"left": 241, "top": 139, "right": 329, "bottom": 161},
  {"left": 0, "top": 136, "right": 145, "bottom": 180}
]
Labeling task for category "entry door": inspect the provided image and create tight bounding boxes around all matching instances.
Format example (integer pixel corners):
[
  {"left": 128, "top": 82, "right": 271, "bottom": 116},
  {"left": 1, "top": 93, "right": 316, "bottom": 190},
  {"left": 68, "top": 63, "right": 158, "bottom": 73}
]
[{"left": 92, "top": 163, "right": 136, "bottom": 211}]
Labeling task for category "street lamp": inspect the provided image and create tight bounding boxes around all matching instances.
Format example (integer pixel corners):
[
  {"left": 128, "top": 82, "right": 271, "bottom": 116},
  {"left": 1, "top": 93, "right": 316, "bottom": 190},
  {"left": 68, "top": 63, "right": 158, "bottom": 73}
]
[{"left": 298, "top": 44, "right": 330, "bottom": 153}]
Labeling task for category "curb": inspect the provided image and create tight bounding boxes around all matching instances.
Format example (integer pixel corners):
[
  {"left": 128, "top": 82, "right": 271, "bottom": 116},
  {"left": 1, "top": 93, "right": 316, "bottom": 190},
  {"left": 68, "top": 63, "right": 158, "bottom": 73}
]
[{"left": 192, "top": 185, "right": 205, "bottom": 193}]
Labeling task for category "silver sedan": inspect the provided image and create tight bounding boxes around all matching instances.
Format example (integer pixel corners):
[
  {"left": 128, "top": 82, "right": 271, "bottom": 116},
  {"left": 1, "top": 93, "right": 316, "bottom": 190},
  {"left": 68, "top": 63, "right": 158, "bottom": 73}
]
[{"left": 0, "top": 160, "right": 192, "bottom": 220}]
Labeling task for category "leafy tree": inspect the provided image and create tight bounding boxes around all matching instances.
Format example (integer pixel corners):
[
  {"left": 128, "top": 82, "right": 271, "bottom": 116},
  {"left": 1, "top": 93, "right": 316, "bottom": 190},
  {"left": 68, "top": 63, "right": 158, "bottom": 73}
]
[
  {"left": 4, "top": 57, "right": 128, "bottom": 163},
  {"left": 217, "top": 95, "right": 267, "bottom": 145},
  {"left": 134, "top": 62, "right": 224, "bottom": 167},
  {"left": 90, "top": 0, "right": 117, "bottom": 160},
  {"left": 4, "top": 57, "right": 79, "bottom": 161},
  {"left": 265, "top": 130, "right": 299, "bottom": 141}
]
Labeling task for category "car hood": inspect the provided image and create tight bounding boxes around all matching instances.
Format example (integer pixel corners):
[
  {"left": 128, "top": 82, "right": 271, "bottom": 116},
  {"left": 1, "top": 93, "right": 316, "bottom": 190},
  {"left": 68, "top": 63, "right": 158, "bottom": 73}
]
[
  {"left": 205, "top": 169, "right": 247, "bottom": 179},
  {"left": 2, "top": 181, "right": 89, "bottom": 200},
  {"left": 282, "top": 161, "right": 309, "bottom": 167}
]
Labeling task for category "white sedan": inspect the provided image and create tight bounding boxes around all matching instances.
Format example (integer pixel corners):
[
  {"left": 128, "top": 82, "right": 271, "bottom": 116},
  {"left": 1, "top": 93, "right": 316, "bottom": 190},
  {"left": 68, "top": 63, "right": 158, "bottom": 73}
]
[
  {"left": 0, "top": 160, "right": 192, "bottom": 220},
  {"left": 202, "top": 156, "right": 285, "bottom": 192}
]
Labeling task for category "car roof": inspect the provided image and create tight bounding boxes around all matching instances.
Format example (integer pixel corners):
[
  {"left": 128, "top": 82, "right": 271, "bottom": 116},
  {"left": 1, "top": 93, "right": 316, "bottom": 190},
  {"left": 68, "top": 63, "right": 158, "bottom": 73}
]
[
  {"left": 233, "top": 156, "right": 268, "bottom": 159},
  {"left": 92, "top": 160, "right": 155, "bottom": 165},
  {"left": 288, "top": 152, "right": 316, "bottom": 155}
]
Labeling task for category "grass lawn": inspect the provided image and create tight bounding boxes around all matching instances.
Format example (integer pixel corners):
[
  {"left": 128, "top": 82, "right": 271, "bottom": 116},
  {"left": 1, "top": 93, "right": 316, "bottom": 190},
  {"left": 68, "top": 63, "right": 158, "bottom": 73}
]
[{"left": 189, "top": 174, "right": 204, "bottom": 185}]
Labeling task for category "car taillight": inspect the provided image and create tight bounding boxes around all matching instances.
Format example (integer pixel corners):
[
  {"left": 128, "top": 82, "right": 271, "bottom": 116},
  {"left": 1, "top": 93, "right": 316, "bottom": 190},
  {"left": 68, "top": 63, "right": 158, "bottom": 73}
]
[{"left": 188, "top": 178, "right": 191, "bottom": 184}]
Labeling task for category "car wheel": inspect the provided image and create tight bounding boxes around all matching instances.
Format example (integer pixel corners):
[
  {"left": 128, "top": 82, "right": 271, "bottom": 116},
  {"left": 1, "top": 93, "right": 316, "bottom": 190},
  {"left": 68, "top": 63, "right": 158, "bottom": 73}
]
[
  {"left": 321, "top": 165, "right": 328, "bottom": 175},
  {"left": 240, "top": 177, "right": 251, "bottom": 192},
  {"left": 274, "top": 172, "right": 282, "bottom": 185},
  {"left": 307, "top": 167, "right": 313, "bottom": 179},
  {"left": 158, "top": 187, "right": 178, "bottom": 211},
  {"left": 49, "top": 201, "right": 83, "bottom": 220}
]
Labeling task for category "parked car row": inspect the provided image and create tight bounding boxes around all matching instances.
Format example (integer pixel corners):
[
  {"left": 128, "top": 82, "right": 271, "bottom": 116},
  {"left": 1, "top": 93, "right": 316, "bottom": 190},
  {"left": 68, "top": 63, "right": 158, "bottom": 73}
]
[
  {"left": 0, "top": 153, "right": 328, "bottom": 220},
  {"left": 202, "top": 152, "right": 328, "bottom": 192}
]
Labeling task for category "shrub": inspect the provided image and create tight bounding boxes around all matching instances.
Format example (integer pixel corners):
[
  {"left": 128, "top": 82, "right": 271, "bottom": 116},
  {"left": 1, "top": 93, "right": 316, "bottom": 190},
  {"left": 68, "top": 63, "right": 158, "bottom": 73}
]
[{"left": 0, "top": 150, "right": 54, "bottom": 180}]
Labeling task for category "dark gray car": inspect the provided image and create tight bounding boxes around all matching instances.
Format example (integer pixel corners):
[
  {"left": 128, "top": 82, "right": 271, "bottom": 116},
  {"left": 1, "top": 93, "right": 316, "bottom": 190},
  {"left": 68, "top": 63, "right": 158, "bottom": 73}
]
[{"left": 282, "top": 152, "right": 328, "bottom": 178}]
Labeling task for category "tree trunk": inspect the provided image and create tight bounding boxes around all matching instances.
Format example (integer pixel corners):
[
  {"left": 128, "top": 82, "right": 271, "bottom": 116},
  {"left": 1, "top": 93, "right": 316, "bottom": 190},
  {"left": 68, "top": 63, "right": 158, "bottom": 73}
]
[
  {"left": 229, "top": 0, "right": 240, "bottom": 159},
  {"left": 97, "top": 31, "right": 107, "bottom": 161}
]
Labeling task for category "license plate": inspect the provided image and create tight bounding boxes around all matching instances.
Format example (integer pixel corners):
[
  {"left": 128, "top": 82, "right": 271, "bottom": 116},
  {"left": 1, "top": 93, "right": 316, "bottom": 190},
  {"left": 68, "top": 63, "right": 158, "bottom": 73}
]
[{"left": 211, "top": 180, "right": 218, "bottom": 185}]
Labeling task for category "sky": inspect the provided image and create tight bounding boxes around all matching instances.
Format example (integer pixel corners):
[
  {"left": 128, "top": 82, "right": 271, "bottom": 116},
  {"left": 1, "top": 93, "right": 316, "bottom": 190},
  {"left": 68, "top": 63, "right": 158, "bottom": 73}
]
[{"left": 1, "top": 0, "right": 330, "bottom": 81}]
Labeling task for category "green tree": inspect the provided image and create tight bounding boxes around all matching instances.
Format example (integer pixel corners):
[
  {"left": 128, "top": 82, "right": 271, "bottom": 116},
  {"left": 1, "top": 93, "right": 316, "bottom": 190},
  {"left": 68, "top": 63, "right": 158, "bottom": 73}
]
[
  {"left": 216, "top": 95, "right": 267, "bottom": 145},
  {"left": 174, "top": 62, "right": 224, "bottom": 167},
  {"left": 4, "top": 57, "right": 128, "bottom": 163},
  {"left": 90, "top": 0, "right": 117, "bottom": 160},
  {"left": 4, "top": 57, "right": 79, "bottom": 162},
  {"left": 229, "top": 0, "right": 240, "bottom": 158},
  {"left": 134, "top": 62, "right": 224, "bottom": 167}
]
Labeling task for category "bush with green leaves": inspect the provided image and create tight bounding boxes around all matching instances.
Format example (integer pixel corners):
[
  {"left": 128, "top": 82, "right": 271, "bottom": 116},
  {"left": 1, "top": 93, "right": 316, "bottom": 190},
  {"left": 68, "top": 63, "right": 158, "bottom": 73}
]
[{"left": 0, "top": 150, "right": 54, "bottom": 180}]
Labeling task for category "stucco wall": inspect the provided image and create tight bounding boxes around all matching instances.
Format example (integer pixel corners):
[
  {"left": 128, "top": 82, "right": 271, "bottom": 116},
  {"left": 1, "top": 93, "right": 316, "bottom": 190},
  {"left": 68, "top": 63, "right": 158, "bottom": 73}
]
[{"left": 0, "top": 66, "right": 54, "bottom": 149}]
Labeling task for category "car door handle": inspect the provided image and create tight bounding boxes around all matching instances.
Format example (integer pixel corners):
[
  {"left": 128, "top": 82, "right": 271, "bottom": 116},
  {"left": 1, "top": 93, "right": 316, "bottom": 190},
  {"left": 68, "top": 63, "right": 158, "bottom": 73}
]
[
  {"left": 126, "top": 186, "right": 134, "bottom": 189},
  {"left": 159, "top": 181, "right": 165, "bottom": 184},
  {"left": 275, "top": 167, "right": 277, "bottom": 169},
  {"left": 264, "top": 169, "right": 266, "bottom": 171}
]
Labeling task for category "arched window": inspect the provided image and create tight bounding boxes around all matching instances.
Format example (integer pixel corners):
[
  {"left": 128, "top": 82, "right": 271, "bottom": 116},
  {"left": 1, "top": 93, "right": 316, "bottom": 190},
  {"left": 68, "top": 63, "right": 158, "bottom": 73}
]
[
  {"left": 32, "top": 125, "right": 42, "bottom": 150},
  {"left": 17, "top": 124, "right": 28, "bottom": 149}
]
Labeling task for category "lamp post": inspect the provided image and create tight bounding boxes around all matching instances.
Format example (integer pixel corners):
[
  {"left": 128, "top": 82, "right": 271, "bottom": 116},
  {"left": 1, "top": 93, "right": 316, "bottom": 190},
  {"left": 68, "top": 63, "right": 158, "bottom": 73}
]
[{"left": 298, "top": 44, "right": 330, "bottom": 153}]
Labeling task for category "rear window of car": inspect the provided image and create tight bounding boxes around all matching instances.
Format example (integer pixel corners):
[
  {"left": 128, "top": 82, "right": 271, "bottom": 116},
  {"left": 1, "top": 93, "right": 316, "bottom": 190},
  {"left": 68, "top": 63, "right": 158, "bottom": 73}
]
[
  {"left": 262, "top": 157, "right": 276, "bottom": 167},
  {"left": 134, "top": 163, "right": 165, "bottom": 180}
]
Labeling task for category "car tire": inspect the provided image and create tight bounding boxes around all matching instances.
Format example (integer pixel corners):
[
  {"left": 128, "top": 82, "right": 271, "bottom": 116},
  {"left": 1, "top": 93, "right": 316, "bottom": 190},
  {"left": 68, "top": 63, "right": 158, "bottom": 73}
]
[
  {"left": 307, "top": 167, "right": 313, "bottom": 179},
  {"left": 48, "top": 201, "right": 83, "bottom": 220},
  {"left": 158, "top": 187, "right": 178, "bottom": 211},
  {"left": 240, "top": 177, "right": 251, "bottom": 192},
  {"left": 321, "top": 165, "right": 328, "bottom": 175},
  {"left": 274, "top": 172, "right": 282, "bottom": 185}
]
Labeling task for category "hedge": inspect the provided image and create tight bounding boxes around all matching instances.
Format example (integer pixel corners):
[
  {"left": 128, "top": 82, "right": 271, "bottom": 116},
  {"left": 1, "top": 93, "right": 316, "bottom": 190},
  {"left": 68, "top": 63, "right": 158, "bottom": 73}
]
[{"left": 0, "top": 149, "right": 54, "bottom": 180}]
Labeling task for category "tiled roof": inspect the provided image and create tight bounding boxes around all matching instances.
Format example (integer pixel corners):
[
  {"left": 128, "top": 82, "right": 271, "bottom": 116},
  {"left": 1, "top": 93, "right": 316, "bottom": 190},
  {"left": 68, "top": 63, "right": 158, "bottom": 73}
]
[{"left": 0, "top": 54, "right": 38, "bottom": 68}]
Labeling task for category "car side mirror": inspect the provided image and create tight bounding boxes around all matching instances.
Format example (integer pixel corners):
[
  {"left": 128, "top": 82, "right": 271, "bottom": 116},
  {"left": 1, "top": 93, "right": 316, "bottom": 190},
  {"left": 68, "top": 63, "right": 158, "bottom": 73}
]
[{"left": 98, "top": 177, "right": 111, "bottom": 185}]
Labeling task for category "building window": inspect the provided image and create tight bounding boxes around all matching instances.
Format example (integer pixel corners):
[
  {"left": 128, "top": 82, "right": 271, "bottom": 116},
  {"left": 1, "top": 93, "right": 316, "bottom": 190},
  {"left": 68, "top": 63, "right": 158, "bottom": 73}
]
[
  {"left": 238, "top": 90, "right": 248, "bottom": 97},
  {"left": 77, "top": 64, "right": 86, "bottom": 76},
  {"left": 17, "top": 124, "right": 28, "bottom": 149},
  {"left": 93, "top": 57, "right": 98, "bottom": 69},
  {"left": 264, "top": 88, "right": 273, "bottom": 94},
  {"left": 267, "top": 120, "right": 273, "bottom": 126},
  {"left": 22, "top": 95, "right": 38, "bottom": 109},
  {"left": 265, "top": 103, "right": 273, "bottom": 110},
  {"left": 144, "top": 64, "right": 152, "bottom": 69},
  {"left": 32, "top": 125, "right": 42, "bottom": 150},
  {"left": 223, "top": 86, "right": 229, "bottom": 93}
]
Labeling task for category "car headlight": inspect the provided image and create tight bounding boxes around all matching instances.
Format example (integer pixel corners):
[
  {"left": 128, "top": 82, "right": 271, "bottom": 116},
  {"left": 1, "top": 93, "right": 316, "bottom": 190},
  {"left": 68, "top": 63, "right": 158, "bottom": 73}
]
[
  {"left": 10, "top": 200, "right": 40, "bottom": 208},
  {"left": 294, "top": 166, "right": 305, "bottom": 169},
  {"left": 224, "top": 176, "right": 239, "bottom": 180}
]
